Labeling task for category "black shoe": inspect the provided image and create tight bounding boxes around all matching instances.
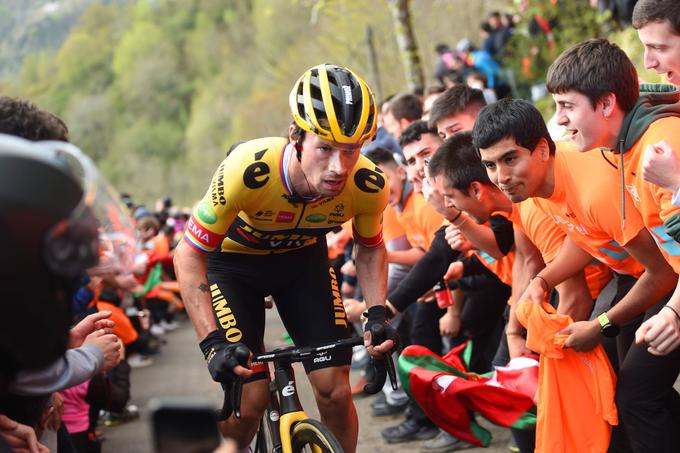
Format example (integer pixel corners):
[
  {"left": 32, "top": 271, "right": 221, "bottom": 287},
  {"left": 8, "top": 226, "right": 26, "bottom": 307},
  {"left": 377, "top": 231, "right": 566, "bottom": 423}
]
[
  {"left": 372, "top": 399, "right": 408, "bottom": 417},
  {"left": 382, "top": 419, "right": 439, "bottom": 444},
  {"left": 370, "top": 392, "right": 387, "bottom": 410}
]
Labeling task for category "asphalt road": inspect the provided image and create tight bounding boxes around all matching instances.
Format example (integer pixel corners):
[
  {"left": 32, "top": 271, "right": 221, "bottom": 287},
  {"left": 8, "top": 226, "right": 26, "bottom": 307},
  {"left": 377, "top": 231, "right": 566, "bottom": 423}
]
[{"left": 103, "top": 310, "right": 512, "bottom": 453}]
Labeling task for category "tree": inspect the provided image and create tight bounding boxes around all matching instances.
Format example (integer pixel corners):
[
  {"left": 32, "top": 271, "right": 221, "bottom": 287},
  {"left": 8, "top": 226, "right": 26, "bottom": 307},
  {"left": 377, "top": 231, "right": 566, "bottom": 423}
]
[{"left": 386, "top": 0, "right": 424, "bottom": 93}]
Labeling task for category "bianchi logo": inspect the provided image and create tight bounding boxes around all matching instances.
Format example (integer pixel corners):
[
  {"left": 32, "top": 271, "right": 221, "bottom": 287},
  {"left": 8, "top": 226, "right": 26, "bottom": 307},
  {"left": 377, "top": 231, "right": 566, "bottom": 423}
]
[{"left": 342, "top": 85, "right": 353, "bottom": 104}]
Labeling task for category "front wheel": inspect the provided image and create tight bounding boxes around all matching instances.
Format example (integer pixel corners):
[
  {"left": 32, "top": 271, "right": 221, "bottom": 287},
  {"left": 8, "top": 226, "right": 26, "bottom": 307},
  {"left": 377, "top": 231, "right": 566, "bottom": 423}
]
[{"left": 290, "top": 419, "right": 344, "bottom": 453}]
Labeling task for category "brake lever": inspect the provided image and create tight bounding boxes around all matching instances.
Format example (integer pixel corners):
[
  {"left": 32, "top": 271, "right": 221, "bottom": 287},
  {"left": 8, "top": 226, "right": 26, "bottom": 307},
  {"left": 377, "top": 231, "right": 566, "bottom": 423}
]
[
  {"left": 231, "top": 377, "right": 243, "bottom": 419},
  {"left": 384, "top": 352, "right": 398, "bottom": 391}
]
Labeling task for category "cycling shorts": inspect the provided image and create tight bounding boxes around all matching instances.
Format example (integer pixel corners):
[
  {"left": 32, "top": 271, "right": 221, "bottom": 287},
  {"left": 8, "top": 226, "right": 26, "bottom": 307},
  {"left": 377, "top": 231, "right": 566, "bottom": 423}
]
[{"left": 206, "top": 240, "right": 352, "bottom": 380}]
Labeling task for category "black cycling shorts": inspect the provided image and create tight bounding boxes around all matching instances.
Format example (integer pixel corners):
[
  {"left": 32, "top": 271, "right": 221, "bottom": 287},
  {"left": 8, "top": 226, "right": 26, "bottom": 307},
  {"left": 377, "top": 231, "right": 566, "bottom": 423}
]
[{"left": 206, "top": 240, "right": 352, "bottom": 379}]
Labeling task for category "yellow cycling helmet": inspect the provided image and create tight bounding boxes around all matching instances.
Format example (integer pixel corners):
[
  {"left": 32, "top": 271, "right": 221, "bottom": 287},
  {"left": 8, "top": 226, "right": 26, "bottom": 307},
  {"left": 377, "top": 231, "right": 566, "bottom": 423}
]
[{"left": 289, "top": 64, "right": 377, "bottom": 145}]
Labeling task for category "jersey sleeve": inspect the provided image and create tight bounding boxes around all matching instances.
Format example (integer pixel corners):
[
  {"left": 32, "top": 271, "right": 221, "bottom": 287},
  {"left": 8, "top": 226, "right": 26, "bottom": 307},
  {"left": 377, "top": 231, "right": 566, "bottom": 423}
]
[
  {"left": 183, "top": 156, "right": 243, "bottom": 253},
  {"left": 351, "top": 161, "right": 390, "bottom": 248}
]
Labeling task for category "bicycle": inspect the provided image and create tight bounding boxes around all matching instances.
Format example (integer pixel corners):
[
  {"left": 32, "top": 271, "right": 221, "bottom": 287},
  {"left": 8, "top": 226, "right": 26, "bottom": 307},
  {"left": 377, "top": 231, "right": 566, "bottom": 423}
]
[{"left": 217, "top": 332, "right": 397, "bottom": 453}]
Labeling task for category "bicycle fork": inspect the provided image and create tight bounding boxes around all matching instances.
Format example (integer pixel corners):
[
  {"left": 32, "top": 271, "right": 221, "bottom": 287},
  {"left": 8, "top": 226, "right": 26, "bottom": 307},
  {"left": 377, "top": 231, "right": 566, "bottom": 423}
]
[{"left": 272, "top": 360, "right": 312, "bottom": 453}]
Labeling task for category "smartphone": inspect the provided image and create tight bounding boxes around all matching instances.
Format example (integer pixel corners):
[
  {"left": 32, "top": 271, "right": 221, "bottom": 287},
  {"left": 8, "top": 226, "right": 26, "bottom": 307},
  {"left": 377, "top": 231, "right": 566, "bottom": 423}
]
[{"left": 150, "top": 398, "right": 221, "bottom": 453}]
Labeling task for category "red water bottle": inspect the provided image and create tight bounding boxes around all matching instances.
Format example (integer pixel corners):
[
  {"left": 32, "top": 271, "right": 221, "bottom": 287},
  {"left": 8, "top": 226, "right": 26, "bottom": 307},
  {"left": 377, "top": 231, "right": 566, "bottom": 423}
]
[{"left": 434, "top": 279, "right": 453, "bottom": 308}]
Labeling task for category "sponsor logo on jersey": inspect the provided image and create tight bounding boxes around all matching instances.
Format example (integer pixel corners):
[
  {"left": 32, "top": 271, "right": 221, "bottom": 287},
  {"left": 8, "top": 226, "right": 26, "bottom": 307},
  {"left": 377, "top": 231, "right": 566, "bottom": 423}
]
[
  {"left": 253, "top": 210, "right": 274, "bottom": 221},
  {"left": 197, "top": 201, "right": 217, "bottom": 224},
  {"left": 227, "top": 218, "right": 333, "bottom": 250},
  {"left": 310, "top": 197, "right": 334, "bottom": 208},
  {"left": 354, "top": 167, "right": 386, "bottom": 194},
  {"left": 276, "top": 211, "right": 295, "bottom": 223},
  {"left": 210, "top": 284, "right": 243, "bottom": 342},
  {"left": 210, "top": 163, "right": 227, "bottom": 206},
  {"left": 329, "top": 267, "right": 348, "bottom": 327},
  {"left": 243, "top": 148, "right": 270, "bottom": 189},
  {"left": 328, "top": 203, "right": 345, "bottom": 224},
  {"left": 186, "top": 216, "right": 222, "bottom": 249},
  {"left": 305, "top": 213, "right": 326, "bottom": 223}
]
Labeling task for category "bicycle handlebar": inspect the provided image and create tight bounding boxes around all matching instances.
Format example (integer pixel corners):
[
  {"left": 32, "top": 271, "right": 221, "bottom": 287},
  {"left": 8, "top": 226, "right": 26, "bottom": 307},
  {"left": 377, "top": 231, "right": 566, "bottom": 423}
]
[{"left": 215, "top": 336, "right": 398, "bottom": 421}]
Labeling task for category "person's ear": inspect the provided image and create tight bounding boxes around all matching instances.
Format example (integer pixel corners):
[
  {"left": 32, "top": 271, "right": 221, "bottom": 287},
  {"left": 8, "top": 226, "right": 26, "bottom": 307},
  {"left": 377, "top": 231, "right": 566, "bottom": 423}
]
[
  {"left": 288, "top": 124, "right": 297, "bottom": 142},
  {"left": 470, "top": 182, "right": 482, "bottom": 200},
  {"left": 600, "top": 92, "right": 617, "bottom": 119},
  {"left": 538, "top": 138, "right": 550, "bottom": 161}
]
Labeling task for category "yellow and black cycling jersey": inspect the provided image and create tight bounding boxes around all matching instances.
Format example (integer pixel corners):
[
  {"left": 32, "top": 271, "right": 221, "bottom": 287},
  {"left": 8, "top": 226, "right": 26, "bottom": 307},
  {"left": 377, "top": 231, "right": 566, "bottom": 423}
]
[{"left": 184, "top": 137, "right": 389, "bottom": 254}]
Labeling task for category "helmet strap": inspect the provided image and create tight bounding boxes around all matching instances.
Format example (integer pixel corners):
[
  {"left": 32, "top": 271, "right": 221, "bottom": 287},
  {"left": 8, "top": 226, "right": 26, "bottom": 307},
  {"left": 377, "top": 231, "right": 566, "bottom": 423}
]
[{"left": 295, "top": 141, "right": 303, "bottom": 162}]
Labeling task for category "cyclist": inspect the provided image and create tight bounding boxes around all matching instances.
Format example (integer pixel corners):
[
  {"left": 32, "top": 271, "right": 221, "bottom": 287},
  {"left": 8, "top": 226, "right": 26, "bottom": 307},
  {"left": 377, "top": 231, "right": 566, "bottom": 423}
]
[{"left": 174, "top": 64, "right": 396, "bottom": 453}]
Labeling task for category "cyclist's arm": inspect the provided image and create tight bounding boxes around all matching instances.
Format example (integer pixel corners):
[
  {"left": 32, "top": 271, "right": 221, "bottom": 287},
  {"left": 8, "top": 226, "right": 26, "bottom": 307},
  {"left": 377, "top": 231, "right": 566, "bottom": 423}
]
[
  {"left": 355, "top": 241, "right": 388, "bottom": 311},
  {"left": 174, "top": 240, "right": 217, "bottom": 340}
]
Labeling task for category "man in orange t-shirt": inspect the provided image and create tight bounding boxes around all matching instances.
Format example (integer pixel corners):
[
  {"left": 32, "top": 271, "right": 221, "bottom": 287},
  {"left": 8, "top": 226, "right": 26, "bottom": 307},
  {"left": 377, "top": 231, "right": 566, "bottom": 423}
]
[
  {"left": 474, "top": 96, "right": 678, "bottom": 452},
  {"left": 546, "top": 37, "right": 680, "bottom": 452}
]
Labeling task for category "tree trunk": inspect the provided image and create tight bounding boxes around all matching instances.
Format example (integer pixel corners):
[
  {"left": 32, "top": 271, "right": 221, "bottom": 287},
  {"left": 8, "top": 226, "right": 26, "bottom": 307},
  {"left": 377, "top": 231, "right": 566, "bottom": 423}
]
[
  {"left": 365, "top": 25, "right": 383, "bottom": 102},
  {"left": 386, "top": 0, "right": 424, "bottom": 93}
]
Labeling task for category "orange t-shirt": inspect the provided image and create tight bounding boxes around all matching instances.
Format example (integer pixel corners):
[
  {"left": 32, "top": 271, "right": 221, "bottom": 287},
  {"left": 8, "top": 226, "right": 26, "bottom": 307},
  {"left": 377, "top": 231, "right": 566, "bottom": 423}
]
[
  {"left": 516, "top": 302, "right": 618, "bottom": 453},
  {"left": 96, "top": 301, "right": 138, "bottom": 346},
  {"left": 472, "top": 249, "right": 514, "bottom": 287},
  {"left": 620, "top": 117, "right": 680, "bottom": 273},
  {"left": 511, "top": 200, "right": 612, "bottom": 299},
  {"left": 396, "top": 191, "right": 444, "bottom": 251},
  {"left": 382, "top": 205, "right": 407, "bottom": 243},
  {"left": 533, "top": 146, "right": 646, "bottom": 277}
]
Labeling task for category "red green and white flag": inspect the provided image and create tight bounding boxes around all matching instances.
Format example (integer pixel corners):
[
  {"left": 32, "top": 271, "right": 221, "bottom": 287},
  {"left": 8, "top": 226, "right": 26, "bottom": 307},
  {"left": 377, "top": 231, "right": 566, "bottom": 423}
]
[{"left": 398, "top": 343, "right": 538, "bottom": 447}]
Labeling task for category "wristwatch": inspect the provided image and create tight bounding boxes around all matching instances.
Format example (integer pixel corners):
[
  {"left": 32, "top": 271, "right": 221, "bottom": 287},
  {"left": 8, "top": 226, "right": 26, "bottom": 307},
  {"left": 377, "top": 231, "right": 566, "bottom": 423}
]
[{"left": 597, "top": 312, "right": 620, "bottom": 338}]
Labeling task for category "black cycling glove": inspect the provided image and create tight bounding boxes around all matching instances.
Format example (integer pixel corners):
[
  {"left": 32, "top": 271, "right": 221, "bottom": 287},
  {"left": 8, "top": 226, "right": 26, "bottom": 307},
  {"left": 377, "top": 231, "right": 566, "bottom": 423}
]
[
  {"left": 364, "top": 305, "right": 399, "bottom": 351},
  {"left": 199, "top": 330, "right": 251, "bottom": 383}
]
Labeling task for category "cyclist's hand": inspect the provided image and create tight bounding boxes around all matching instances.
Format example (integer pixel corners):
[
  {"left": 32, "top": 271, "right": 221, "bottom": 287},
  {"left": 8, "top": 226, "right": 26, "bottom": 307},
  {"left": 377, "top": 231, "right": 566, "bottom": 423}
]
[
  {"left": 363, "top": 305, "right": 399, "bottom": 358},
  {"left": 199, "top": 330, "right": 253, "bottom": 383}
]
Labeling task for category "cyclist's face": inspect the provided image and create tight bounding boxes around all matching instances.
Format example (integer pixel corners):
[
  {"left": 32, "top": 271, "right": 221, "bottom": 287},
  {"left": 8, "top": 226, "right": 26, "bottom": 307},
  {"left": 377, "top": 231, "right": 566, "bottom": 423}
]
[
  {"left": 401, "top": 133, "right": 443, "bottom": 194},
  {"left": 299, "top": 133, "right": 361, "bottom": 196},
  {"left": 435, "top": 111, "right": 477, "bottom": 140},
  {"left": 638, "top": 20, "right": 680, "bottom": 86},
  {"left": 479, "top": 136, "right": 550, "bottom": 203},
  {"left": 553, "top": 90, "right": 613, "bottom": 152}
]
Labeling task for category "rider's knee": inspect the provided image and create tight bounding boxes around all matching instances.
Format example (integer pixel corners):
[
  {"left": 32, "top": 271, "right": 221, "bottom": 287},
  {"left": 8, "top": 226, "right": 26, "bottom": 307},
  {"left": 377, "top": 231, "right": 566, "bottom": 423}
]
[
  {"left": 237, "top": 381, "right": 270, "bottom": 422},
  {"left": 314, "top": 380, "right": 351, "bottom": 408}
]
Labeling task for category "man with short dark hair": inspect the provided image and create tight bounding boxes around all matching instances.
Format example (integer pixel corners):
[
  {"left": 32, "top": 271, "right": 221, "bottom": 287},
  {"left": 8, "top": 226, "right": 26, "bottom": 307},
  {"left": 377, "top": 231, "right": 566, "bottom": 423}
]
[
  {"left": 383, "top": 93, "right": 423, "bottom": 140},
  {"left": 427, "top": 86, "right": 486, "bottom": 141},
  {"left": 474, "top": 95, "right": 680, "bottom": 453},
  {"left": 633, "top": 0, "right": 680, "bottom": 86},
  {"left": 0, "top": 96, "right": 69, "bottom": 142}
]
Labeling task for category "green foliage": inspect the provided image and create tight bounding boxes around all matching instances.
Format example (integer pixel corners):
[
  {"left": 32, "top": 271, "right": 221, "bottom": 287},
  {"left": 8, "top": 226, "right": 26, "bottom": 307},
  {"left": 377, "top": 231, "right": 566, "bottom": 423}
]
[
  {"left": 505, "top": 0, "right": 615, "bottom": 96},
  {"left": 3, "top": 0, "right": 662, "bottom": 206}
]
